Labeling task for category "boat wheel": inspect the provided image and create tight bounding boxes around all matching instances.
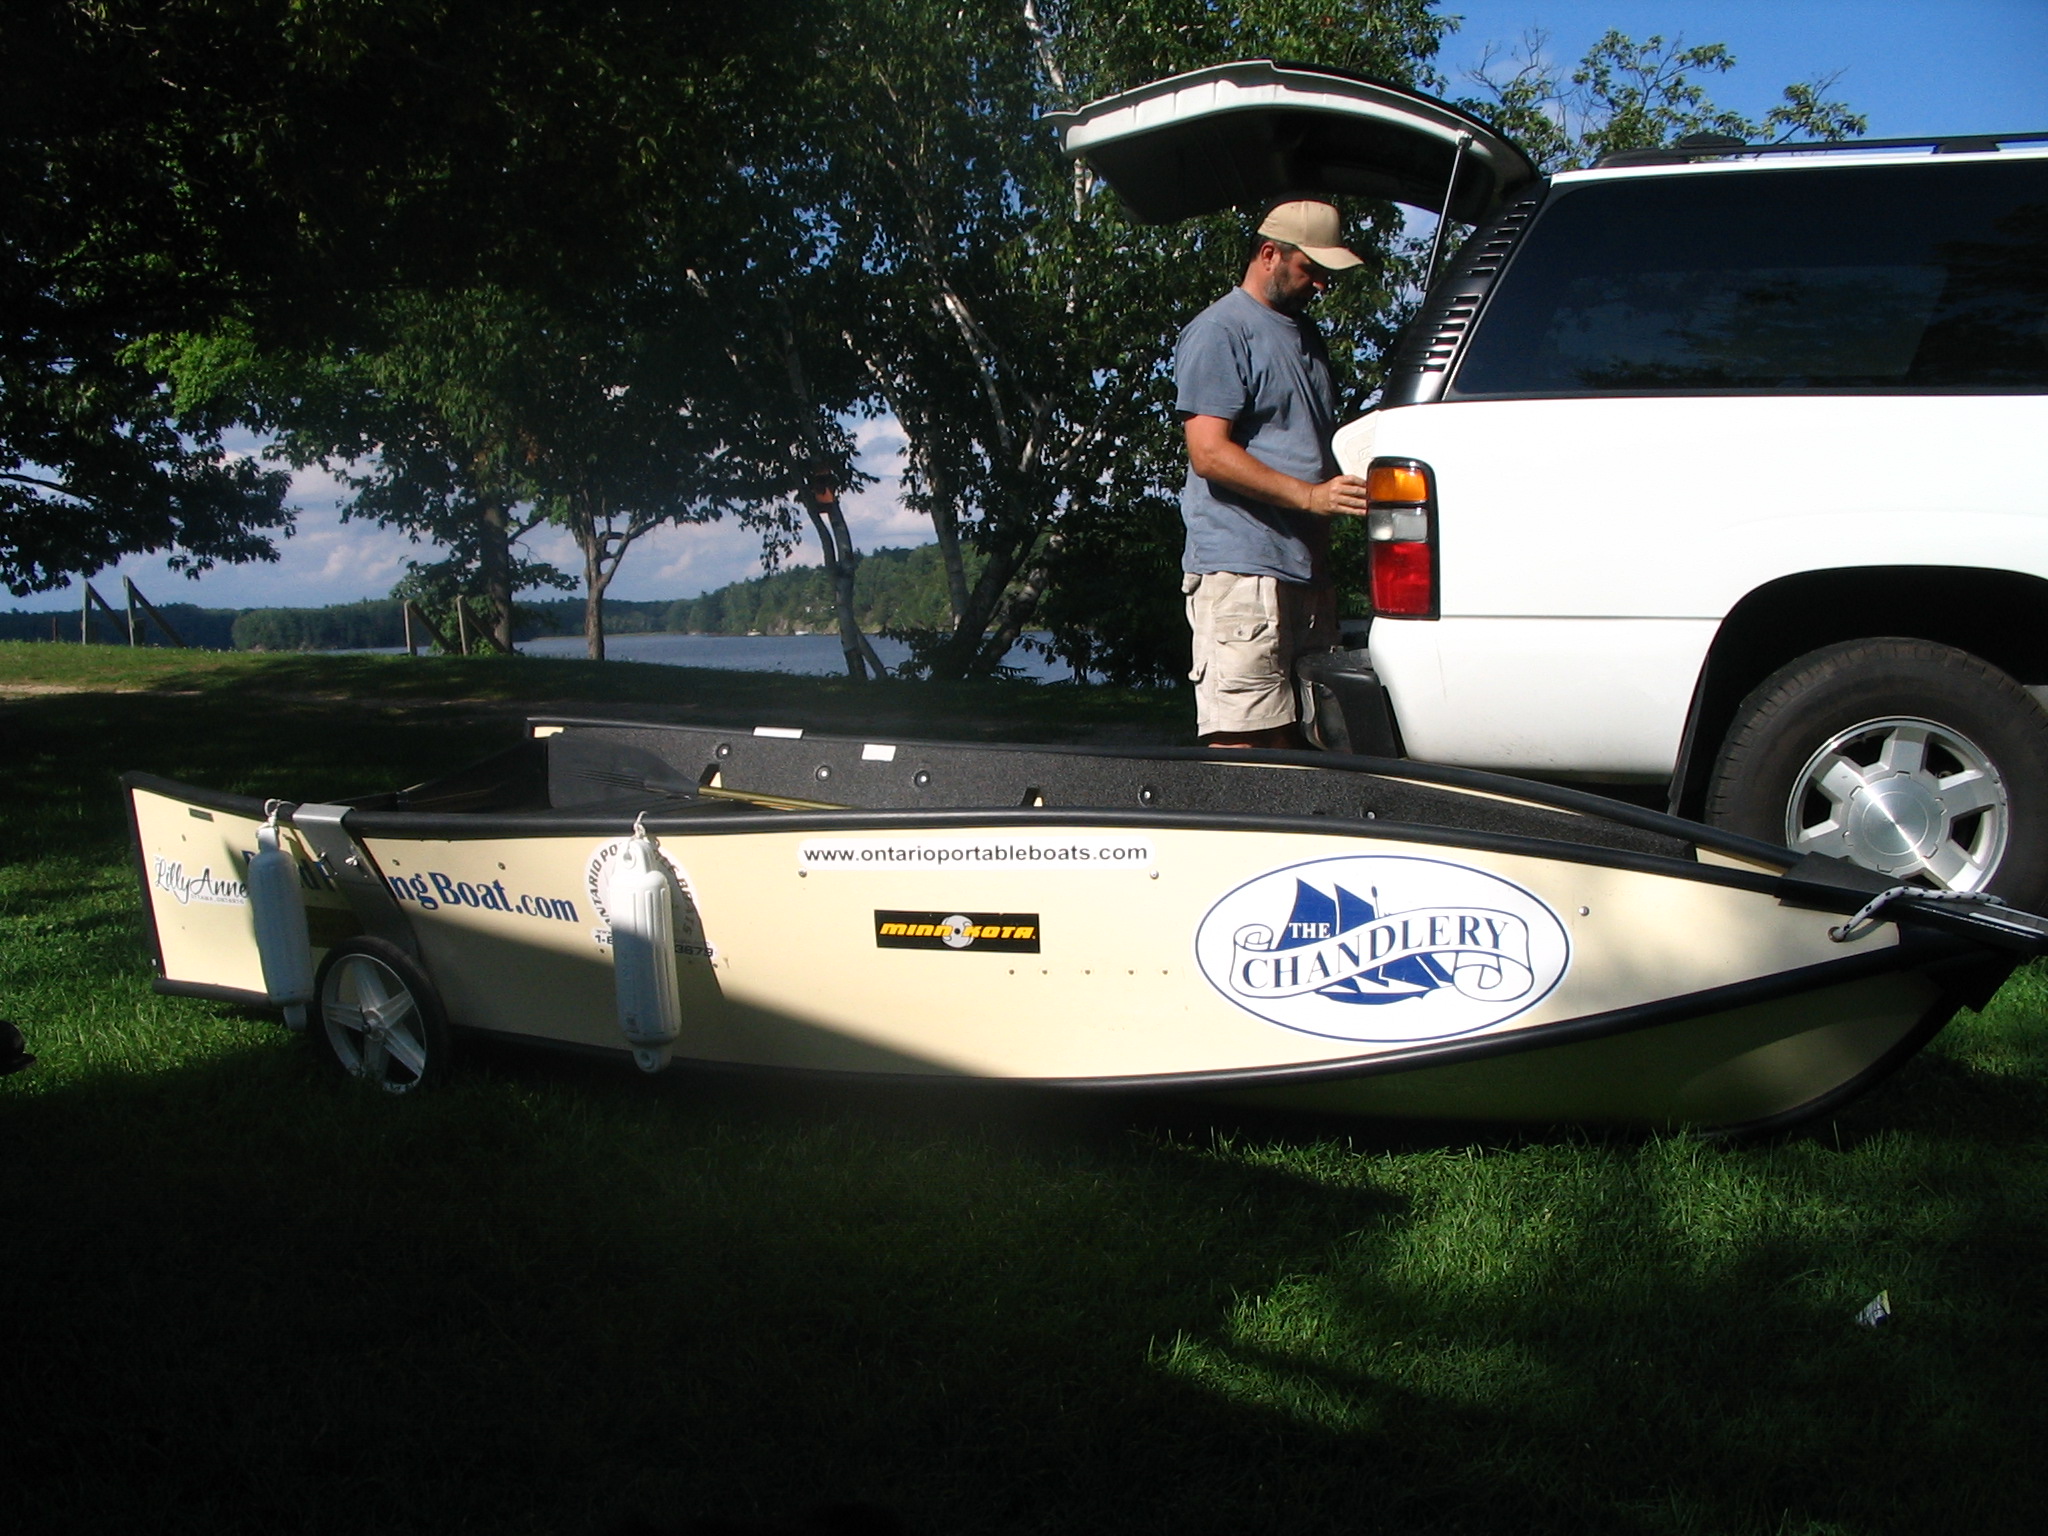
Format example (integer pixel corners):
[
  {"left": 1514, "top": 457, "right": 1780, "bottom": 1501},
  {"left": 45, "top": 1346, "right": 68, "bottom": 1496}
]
[{"left": 312, "top": 938, "right": 451, "bottom": 1094}]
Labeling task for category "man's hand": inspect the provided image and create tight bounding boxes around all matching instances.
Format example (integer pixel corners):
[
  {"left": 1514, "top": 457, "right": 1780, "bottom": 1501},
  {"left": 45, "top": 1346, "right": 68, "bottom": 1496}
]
[
  {"left": 1185, "top": 416, "right": 1371, "bottom": 517},
  {"left": 1306, "top": 475, "right": 1371, "bottom": 517}
]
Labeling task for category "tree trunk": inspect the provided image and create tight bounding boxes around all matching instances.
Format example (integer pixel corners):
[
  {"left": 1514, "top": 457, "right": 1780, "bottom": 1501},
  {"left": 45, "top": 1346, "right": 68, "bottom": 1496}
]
[
  {"left": 853, "top": 372, "right": 971, "bottom": 633},
  {"left": 838, "top": 512, "right": 888, "bottom": 678},
  {"left": 777, "top": 310, "right": 882, "bottom": 681},
  {"left": 806, "top": 481, "right": 888, "bottom": 680},
  {"left": 925, "top": 510, "right": 1035, "bottom": 679},
  {"left": 577, "top": 514, "right": 609, "bottom": 661},
  {"left": 926, "top": 461, "right": 971, "bottom": 627},
  {"left": 808, "top": 504, "right": 865, "bottom": 679},
  {"left": 476, "top": 499, "right": 516, "bottom": 651},
  {"left": 823, "top": 504, "right": 884, "bottom": 681},
  {"left": 981, "top": 529, "right": 1061, "bottom": 670}
]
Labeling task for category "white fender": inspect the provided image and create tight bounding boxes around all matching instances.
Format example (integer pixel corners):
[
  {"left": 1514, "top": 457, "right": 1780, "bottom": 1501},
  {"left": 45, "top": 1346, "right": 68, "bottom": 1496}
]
[
  {"left": 610, "top": 816, "right": 682, "bottom": 1073},
  {"left": 249, "top": 805, "right": 314, "bottom": 1029}
]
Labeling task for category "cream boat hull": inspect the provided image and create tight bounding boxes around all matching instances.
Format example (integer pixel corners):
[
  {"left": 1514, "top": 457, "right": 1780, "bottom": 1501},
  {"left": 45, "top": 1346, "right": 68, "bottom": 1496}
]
[{"left": 124, "top": 719, "right": 2041, "bottom": 1131}]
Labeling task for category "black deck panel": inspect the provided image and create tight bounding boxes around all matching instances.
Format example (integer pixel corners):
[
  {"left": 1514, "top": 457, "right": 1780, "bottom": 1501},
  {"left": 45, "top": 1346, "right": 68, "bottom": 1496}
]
[{"left": 542, "top": 720, "right": 1698, "bottom": 861}]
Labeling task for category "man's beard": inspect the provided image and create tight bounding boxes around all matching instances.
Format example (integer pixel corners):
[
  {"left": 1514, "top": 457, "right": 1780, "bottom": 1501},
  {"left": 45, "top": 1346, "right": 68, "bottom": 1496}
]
[{"left": 1267, "top": 279, "right": 1312, "bottom": 315}]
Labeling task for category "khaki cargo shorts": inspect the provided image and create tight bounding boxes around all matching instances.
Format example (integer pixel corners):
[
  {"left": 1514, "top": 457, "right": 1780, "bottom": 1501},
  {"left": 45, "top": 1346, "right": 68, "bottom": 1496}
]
[{"left": 1183, "top": 571, "right": 1338, "bottom": 738}]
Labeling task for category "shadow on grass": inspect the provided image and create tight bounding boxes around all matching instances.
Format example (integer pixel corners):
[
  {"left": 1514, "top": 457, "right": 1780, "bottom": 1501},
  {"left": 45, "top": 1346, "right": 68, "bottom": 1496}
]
[
  {"left": 1, "top": 1034, "right": 1398, "bottom": 1535},
  {"left": 0, "top": 644, "right": 1192, "bottom": 748},
  {"left": 6, "top": 1008, "right": 2048, "bottom": 1535},
  {"left": 0, "top": 689, "right": 524, "bottom": 864},
  {"left": 1826, "top": 1044, "right": 2048, "bottom": 1148},
  {"left": 1122, "top": 1038, "right": 2048, "bottom": 1536}
]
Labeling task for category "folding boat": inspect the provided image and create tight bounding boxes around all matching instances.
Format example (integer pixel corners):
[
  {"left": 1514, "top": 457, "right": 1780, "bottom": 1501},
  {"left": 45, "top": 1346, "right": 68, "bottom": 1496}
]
[{"left": 123, "top": 717, "right": 2048, "bottom": 1131}]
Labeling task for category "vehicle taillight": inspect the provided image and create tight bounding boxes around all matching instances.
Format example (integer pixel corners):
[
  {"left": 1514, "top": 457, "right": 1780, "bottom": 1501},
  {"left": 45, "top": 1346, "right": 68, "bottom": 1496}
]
[{"left": 1365, "top": 457, "right": 1437, "bottom": 618}]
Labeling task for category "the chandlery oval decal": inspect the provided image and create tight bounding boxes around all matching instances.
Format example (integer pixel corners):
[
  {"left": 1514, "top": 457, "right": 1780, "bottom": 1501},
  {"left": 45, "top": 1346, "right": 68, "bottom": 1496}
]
[{"left": 1195, "top": 855, "right": 1572, "bottom": 1042}]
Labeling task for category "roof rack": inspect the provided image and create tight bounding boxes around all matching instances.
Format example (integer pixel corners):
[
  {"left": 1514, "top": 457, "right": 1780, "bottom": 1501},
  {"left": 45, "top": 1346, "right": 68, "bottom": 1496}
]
[{"left": 1594, "top": 129, "right": 2048, "bottom": 170}]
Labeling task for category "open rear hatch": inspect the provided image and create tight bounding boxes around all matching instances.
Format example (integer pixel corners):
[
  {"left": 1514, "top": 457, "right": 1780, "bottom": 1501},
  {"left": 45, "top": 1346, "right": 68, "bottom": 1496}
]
[{"left": 1050, "top": 59, "right": 1539, "bottom": 223}]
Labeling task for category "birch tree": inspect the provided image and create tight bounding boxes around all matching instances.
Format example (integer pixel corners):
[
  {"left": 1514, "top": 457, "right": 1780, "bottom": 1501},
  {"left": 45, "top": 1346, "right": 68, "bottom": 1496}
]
[{"left": 807, "top": 0, "right": 1446, "bottom": 679}]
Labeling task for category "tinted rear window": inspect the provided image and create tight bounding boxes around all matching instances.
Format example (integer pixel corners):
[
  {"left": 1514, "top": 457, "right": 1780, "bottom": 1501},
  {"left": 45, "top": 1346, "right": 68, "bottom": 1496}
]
[{"left": 1451, "top": 159, "right": 2048, "bottom": 395}]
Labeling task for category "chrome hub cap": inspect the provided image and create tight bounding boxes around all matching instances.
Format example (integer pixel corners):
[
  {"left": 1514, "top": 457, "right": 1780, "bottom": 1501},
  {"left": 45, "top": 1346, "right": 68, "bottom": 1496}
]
[
  {"left": 321, "top": 955, "right": 430, "bottom": 1091},
  {"left": 1786, "top": 716, "right": 2007, "bottom": 892}
]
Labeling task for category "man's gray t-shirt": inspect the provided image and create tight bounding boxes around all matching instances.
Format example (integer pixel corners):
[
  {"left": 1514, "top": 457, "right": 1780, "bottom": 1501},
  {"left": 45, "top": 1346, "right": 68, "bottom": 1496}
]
[{"left": 1174, "top": 286, "right": 1339, "bottom": 584}]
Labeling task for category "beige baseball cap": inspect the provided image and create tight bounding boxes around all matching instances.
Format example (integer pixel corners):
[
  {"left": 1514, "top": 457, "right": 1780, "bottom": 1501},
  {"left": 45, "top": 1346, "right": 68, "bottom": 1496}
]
[{"left": 1256, "top": 199, "right": 1363, "bottom": 271}]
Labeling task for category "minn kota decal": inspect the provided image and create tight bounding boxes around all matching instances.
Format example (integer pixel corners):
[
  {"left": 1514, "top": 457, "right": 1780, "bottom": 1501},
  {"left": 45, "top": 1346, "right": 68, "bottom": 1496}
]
[
  {"left": 874, "top": 911, "right": 1041, "bottom": 953},
  {"left": 1194, "top": 855, "right": 1571, "bottom": 1043}
]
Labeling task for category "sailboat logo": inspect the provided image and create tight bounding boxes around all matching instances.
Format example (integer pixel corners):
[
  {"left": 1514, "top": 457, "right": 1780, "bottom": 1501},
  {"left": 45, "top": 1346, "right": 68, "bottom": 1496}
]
[{"left": 1194, "top": 855, "right": 1571, "bottom": 1042}]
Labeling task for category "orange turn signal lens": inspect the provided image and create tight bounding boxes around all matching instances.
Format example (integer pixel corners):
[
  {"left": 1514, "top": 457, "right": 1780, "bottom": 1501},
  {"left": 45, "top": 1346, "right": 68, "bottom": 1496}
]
[{"left": 1366, "top": 462, "right": 1430, "bottom": 504}]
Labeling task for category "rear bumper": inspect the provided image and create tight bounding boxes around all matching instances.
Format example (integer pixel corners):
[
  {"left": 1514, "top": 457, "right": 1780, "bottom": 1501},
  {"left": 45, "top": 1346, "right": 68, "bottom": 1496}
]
[{"left": 1297, "top": 645, "right": 1402, "bottom": 756}]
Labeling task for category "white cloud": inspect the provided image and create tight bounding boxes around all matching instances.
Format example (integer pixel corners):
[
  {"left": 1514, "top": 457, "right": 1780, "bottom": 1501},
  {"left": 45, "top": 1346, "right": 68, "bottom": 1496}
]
[
  {"left": 286, "top": 460, "right": 353, "bottom": 508},
  {"left": 839, "top": 416, "right": 930, "bottom": 551}
]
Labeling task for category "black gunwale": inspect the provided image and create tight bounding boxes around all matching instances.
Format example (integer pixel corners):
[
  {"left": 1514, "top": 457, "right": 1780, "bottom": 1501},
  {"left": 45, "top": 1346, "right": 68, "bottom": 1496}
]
[
  {"left": 126, "top": 768, "right": 1794, "bottom": 901},
  {"left": 528, "top": 715, "right": 1799, "bottom": 865}
]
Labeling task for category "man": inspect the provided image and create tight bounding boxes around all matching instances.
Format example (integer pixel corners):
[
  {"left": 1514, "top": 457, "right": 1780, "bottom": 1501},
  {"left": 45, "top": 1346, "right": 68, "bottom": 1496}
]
[{"left": 1175, "top": 199, "right": 1372, "bottom": 748}]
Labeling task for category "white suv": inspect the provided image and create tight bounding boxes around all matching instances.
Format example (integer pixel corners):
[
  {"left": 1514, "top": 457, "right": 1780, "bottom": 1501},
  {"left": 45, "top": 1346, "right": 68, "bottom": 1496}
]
[{"left": 1062, "top": 62, "right": 2048, "bottom": 908}]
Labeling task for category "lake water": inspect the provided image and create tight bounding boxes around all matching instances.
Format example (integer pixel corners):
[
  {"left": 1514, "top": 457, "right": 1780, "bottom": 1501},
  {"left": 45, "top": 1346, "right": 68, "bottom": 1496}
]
[{"left": 513, "top": 631, "right": 1085, "bottom": 681}]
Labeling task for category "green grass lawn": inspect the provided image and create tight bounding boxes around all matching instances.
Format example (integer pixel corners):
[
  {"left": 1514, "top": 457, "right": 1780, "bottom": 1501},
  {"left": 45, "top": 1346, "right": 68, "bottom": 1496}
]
[
  {"left": 0, "top": 639, "right": 1192, "bottom": 746},
  {"left": 5, "top": 643, "right": 2047, "bottom": 1535}
]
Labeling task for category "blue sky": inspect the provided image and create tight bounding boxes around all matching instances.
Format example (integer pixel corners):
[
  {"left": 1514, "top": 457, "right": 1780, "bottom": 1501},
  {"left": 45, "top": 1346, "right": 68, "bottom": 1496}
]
[
  {"left": 15, "top": 1, "right": 2045, "bottom": 616},
  {"left": 1439, "top": 0, "right": 2046, "bottom": 137}
]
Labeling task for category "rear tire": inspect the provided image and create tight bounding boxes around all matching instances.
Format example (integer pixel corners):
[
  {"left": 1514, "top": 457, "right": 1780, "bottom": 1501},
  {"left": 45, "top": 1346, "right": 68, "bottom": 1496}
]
[
  {"left": 1704, "top": 638, "right": 2048, "bottom": 912},
  {"left": 311, "top": 938, "right": 451, "bottom": 1094}
]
